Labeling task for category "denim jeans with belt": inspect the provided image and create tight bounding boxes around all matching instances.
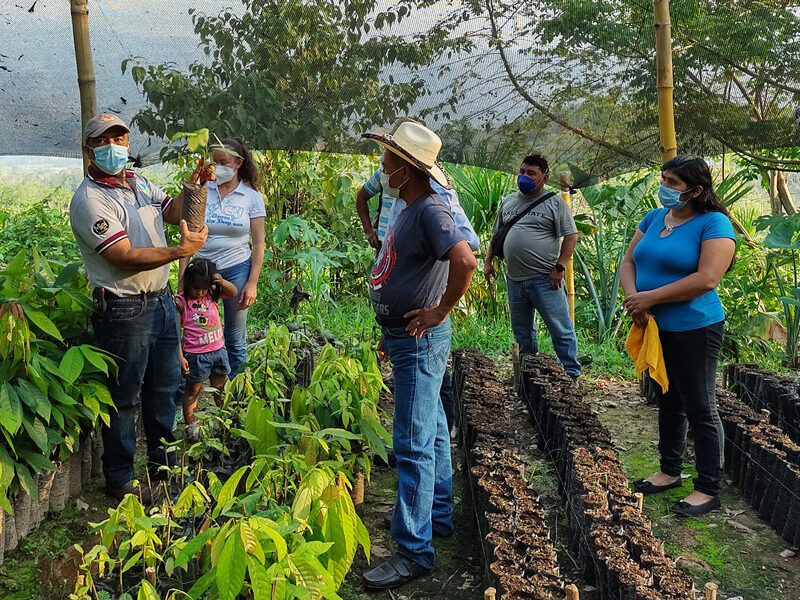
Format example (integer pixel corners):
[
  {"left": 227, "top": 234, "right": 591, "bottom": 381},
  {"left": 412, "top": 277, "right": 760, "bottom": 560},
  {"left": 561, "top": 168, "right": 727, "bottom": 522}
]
[
  {"left": 654, "top": 321, "right": 725, "bottom": 496},
  {"left": 218, "top": 257, "right": 252, "bottom": 377},
  {"left": 383, "top": 319, "right": 453, "bottom": 570},
  {"left": 91, "top": 291, "right": 180, "bottom": 488},
  {"left": 506, "top": 275, "right": 581, "bottom": 377}
]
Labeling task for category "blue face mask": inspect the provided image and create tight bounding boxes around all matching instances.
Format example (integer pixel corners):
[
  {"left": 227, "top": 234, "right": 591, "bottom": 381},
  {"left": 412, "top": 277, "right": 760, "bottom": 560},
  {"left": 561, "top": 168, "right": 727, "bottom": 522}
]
[
  {"left": 657, "top": 184, "right": 689, "bottom": 210},
  {"left": 517, "top": 174, "right": 538, "bottom": 195},
  {"left": 93, "top": 143, "right": 129, "bottom": 175}
]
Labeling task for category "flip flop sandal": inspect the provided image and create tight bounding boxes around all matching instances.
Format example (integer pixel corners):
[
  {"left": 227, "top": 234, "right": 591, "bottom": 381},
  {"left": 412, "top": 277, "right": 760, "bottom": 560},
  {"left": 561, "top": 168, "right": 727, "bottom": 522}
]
[
  {"left": 185, "top": 422, "right": 201, "bottom": 443},
  {"left": 633, "top": 477, "right": 682, "bottom": 495}
]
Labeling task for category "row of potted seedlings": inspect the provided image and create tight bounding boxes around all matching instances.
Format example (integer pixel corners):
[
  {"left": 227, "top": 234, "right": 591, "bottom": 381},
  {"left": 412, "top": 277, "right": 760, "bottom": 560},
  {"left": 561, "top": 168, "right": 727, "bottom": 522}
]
[
  {"left": 453, "top": 349, "right": 567, "bottom": 600},
  {"left": 723, "top": 363, "right": 800, "bottom": 445},
  {"left": 519, "top": 354, "right": 695, "bottom": 600},
  {"left": 0, "top": 431, "right": 103, "bottom": 565},
  {"left": 641, "top": 369, "right": 800, "bottom": 546}
]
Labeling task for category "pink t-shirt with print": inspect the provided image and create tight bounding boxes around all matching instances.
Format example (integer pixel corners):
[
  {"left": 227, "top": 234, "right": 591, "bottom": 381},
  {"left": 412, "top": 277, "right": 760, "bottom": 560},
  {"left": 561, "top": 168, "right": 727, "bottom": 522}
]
[{"left": 177, "top": 292, "right": 225, "bottom": 354}]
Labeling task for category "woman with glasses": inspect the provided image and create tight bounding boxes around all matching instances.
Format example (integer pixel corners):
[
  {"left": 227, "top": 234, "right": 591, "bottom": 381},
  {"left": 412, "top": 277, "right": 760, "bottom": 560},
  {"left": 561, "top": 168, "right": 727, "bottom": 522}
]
[{"left": 620, "top": 155, "right": 736, "bottom": 517}]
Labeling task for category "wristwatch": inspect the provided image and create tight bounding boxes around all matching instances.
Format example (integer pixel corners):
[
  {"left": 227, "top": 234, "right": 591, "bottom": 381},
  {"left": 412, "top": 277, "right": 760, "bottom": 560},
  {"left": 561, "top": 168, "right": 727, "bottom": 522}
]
[{"left": 554, "top": 263, "right": 565, "bottom": 273}]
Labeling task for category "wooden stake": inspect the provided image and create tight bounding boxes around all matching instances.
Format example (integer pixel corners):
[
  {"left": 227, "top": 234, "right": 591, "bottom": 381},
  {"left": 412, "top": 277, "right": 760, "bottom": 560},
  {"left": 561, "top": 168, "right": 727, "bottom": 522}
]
[
  {"left": 566, "top": 583, "right": 580, "bottom": 600},
  {"left": 484, "top": 588, "right": 496, "bottom": 600},
  {"left": 654, "top": 0, "right": 677, "bottom": 163},
  {"left": 635, "top": 492, "right": 644, "bottom": 512},
  {"left": 70, "top": 0, "right": 98, "bottom": 173},
  {"left": 145, "top": 566, "right": 156, "bottom": 586},
  {"left": 704, "top": 582, "right": 718, "bottom": 600}
]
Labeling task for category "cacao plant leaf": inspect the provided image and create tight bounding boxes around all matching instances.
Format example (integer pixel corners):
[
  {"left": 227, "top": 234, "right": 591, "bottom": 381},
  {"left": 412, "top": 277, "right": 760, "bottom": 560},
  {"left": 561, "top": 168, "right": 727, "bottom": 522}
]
[
  {"left": 24, "top": 309, "right": 63, "bottom": 341},
  {"left": 217, "top": 533, "right": 246, "bottom": 600},
  {"left": 59, "top": 346, "right": 85, "bottom": 384},
  {"left": 174, "top": 527, "right": 217, "bottom": 570}
]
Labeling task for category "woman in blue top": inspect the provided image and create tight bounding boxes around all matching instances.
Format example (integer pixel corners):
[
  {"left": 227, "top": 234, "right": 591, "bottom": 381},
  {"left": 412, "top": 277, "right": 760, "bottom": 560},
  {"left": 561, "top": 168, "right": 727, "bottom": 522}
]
[{"left": 620, "top": 155, "right": 736, "bottom": 517}]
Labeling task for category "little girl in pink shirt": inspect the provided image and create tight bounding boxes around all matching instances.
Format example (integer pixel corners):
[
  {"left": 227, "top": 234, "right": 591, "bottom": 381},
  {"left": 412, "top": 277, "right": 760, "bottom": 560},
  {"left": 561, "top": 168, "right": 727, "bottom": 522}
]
[{"left": 175, "top": 258, "right": 237, "bottom": 441}]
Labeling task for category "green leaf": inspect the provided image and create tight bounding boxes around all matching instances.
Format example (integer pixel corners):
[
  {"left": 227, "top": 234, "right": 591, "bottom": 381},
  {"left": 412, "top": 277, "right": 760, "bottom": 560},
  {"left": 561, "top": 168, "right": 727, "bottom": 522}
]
[
  {"left": 217, "top": 533, "right": 246, "bottom": 600},
  {"left": 0, "top": 384, "right": 21, "bottom": 434},
  {"left": 59, "top": 346, "right": 85, "bottom": 385},
  {"left": 24, "top": 309, "right": 63, "bottom": 341},
  {"left": 0, "top": 446, "right": 15, "bottom": 492},
  {"left": 251, "top": 518, "right": 288, "bottom": 561},
  {"left": 17, "top": 380, "right": 51, "bottom": 423},
  {"left": 247, "top": 554, "right": 272, "bottom": 600},
  {"left": 137, "top": 580, "right": 160, "bottom": 600},
  {"left": 80, "top": 346, "right": 109, "bottom": 375},
  {"left": 212, "top": 465, "right": 248, "bottom": 518},
  {"left": 174, "top": 527, "right": 217, "bottom": 569},
  {"left": 187, "top": 566, "right": 216, "bottom": 600},
  {"left": 22, "top": 416, "right": 49, "bottom": 453},
  {"left": 15, "top": 463, "right": 36, "bottom": 496}
]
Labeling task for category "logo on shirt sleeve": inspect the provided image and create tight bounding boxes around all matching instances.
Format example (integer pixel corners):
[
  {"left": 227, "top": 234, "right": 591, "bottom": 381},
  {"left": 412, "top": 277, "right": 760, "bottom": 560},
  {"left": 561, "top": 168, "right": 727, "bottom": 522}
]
[{"left": 92, "top": 219, "right": 110, "bottom": 235}]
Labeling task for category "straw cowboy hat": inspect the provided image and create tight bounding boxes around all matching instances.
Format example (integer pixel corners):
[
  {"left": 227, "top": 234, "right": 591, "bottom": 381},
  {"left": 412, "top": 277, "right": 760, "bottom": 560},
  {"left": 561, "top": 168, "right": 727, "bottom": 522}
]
[{"left": 362, "top": 120, "right": 452, "bottom": 189}]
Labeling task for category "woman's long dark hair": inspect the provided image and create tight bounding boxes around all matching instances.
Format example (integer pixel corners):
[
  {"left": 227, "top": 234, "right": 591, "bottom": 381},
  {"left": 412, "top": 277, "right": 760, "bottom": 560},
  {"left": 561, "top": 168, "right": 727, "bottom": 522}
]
[
  {"left": 184, "top": 258, "right": 218, "bottom": 295},
  {"left": 662, "top": 155, "right": 727, "bottom": 215},
  {"left": 221, "top": 136, "right": 261, "bottom": 191}
]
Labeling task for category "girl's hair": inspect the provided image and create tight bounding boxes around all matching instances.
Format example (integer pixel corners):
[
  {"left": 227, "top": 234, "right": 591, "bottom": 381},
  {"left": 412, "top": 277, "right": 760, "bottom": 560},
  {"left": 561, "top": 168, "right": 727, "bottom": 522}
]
[
  {"left": 184, "top": 258, "right": 218, "bottom": 293},
  {"left": 661, "top": 155, "right": 727, "bottom": 215},
  {"left": 221, "top": 136, "right": 261, "bottom": 190}
]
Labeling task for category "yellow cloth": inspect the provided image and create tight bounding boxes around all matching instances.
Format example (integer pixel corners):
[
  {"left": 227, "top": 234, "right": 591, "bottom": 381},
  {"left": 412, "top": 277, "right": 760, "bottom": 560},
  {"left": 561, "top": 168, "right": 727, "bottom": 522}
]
[{"left": 625, "top": 316, "right": 669, "bottom": 393}]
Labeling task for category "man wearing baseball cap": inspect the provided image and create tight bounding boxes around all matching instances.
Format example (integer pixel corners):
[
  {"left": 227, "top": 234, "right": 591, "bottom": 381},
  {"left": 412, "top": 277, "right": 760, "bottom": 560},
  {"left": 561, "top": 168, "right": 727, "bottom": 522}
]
[
  {"left": 70, "top": 114, "right": 209, "bottom": 502},
  {"left": 361, "top": 120, "right": 477, "bottom": 589}
]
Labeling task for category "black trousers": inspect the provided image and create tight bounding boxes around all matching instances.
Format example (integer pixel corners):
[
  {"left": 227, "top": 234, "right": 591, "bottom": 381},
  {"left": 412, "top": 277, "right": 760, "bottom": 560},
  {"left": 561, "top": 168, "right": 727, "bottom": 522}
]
[{"left": 652, "top": 321, "right": 725, "bottom": 496}]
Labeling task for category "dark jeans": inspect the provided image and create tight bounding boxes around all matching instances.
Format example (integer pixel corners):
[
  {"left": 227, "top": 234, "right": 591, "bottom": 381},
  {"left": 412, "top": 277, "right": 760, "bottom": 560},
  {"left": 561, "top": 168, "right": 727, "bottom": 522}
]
[
  {"left": 653, "top": 321, "right": 725, "bottom": 496},
  {"left": 91, "top": 292, "right": 181, "bottom": 488},
  {"left": 383, "top": 319, "right": 453, "bottom": 569}
]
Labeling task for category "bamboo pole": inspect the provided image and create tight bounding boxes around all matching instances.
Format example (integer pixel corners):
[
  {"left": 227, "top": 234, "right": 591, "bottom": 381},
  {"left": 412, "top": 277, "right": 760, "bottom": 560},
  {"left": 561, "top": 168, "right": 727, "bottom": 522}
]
[
  {"left": 70, "top": 0, "right": 98, "bottom": 173},
  {"left": 654, "top": 0, "right": 677, "bottom": 163},
  {"left": 565, "top": 584, "right": 580, "bottom": 600},
  {"left": 635, "top": 492, "right": 644, "bottom": 512},
  {"left": 559, "top": 171, "right": 576, "bottom": 324},
  {"left": 704, "top": 582, "right": 718, "bottom": 600},
  {"left": 484, "top": 588, "right": 496, "bottom": 600}
]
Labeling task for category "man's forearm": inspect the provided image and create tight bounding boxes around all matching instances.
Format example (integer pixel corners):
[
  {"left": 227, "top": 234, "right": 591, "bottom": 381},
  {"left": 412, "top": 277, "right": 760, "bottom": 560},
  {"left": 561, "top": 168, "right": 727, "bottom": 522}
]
[
  {"left": 557, "top": 234, "right": 578, "bottom": 265},
  {"left": 437, "top": 260, "right": 475, "bottom": 315},
  {"left": 356, "top": 189, "right": 374, "bottom": 233},
  {"left": 163, "top": 192, "right": 184, "bottom": 226},
  {"left": 107, "top": 246, "right": 186, "bottom": 272}
]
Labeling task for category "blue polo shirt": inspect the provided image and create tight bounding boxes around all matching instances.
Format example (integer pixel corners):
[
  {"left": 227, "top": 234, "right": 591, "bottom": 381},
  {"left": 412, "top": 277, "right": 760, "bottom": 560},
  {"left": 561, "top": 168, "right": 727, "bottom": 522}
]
[{"left": 633, "top": 208, "right": 736, "bottom": 332}]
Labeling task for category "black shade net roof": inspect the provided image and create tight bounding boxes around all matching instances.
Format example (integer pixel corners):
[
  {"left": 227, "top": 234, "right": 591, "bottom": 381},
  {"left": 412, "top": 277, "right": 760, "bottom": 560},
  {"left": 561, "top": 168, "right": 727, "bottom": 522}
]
[{"left": 2, "top": 0, "right": 799, "bottom": 179}]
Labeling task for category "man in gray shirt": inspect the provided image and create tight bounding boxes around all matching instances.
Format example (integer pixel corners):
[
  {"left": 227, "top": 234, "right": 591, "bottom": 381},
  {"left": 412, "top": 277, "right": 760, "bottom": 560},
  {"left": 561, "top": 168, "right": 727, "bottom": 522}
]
[
  {"left": 484, "top": 154, "right": 581, "bottom": 379},
  {"left": 70, "top": 114, "right": 208, "bottom": 502}
]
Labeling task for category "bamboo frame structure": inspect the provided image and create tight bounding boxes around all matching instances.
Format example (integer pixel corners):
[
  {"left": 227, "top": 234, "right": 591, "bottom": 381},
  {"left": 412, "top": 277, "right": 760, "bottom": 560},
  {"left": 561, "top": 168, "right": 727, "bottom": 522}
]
[
  {"left": 654, "top": 0, "right": 677, "bottom": 163},
  {"left": 70, "top": 0, "right": 98, "bottom": 172}
]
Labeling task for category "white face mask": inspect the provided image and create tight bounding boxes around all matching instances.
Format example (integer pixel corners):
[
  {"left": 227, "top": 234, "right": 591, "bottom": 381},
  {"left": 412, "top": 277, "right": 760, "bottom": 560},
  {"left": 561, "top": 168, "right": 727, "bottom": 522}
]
[
  {"left": 215, "top": 165, "right": 236, "bottom": 185},
  {"left": 379, "top": 166, "right": 406, "bottom": 197}
]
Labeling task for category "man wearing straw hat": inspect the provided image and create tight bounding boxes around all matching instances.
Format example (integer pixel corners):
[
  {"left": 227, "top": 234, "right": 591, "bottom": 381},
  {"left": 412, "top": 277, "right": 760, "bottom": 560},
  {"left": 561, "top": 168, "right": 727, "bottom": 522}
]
[
  {"left": 70, "top": 114, "right": 209, "bottom": 503},
  {"left": 361, "top": 120, "right": 477, "bottom": 589},
  {"left": 355, "top": 117, "right": 479, "bottom": 437}
]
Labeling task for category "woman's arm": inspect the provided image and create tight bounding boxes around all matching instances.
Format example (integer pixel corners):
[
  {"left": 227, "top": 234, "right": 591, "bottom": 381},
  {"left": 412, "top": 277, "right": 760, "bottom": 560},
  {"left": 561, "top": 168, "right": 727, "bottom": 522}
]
[
  {"left": 624, "top": 237, "right": 736, "bottom": 315},
  {"left": 619, "top": 229, "right": 650, "bottom": 328},
  {"left": 240, "top": 216, "right": 265, "bottom": 309}
]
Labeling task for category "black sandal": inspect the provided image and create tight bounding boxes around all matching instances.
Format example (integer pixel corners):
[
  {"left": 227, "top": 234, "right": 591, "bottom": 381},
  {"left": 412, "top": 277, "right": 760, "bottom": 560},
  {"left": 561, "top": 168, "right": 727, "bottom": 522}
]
[
  {"left": 673, "top": 496, "right": 720, "bottom": 517},
  {"left": 632, "top": 477, "right": 682, "bottom": 495}
]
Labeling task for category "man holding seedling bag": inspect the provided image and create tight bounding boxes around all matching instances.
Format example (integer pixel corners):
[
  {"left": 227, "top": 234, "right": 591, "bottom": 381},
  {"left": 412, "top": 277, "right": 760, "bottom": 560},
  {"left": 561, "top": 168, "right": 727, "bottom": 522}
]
[
  {"left": 362, "top": 120, "right": 477, "bottom": 590},
  {"left": 69, "top": 114, "right": 209, "bottom": 503}
]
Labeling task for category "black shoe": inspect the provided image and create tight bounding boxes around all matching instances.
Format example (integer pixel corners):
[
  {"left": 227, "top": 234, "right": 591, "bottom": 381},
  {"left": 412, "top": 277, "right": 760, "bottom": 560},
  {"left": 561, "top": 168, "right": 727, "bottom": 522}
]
[
  {"left": 106, "top": 481, "right": 157, "bottom": 504},
  {"left": 383, "top": 508, "right": 453, "bottom": 538},
  {"left": 673, "top": 496, "right": 720, "bottom": 517},
  {"left": 362, "top": 552, "right": 431, "bottom": 590},
  {"left": 633, "top": 477, "right": 682, "bottom": 495}
]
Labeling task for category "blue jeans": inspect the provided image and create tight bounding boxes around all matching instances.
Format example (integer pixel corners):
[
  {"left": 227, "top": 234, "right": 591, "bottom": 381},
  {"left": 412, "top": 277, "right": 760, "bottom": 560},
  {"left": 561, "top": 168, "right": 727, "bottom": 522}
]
[
  {"left": 507, "top": 275, "right": 581, "bottom": 377},
  {"left": 91, "top": 292, "right": 180, "bottom": 488},
  {"left": 382, "top": 319, "right": 453, "bottom": 570},
  {"left": 218, "top": 258, "right": 252, "bottom": 377}
]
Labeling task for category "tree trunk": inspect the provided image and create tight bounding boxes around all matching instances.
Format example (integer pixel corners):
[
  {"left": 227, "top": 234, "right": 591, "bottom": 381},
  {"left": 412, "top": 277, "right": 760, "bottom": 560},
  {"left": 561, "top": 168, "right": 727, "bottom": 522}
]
[
  {"left": 777, "top": 171, "right": 797, "bottom": 215},
  {"left": 769, "top": 171, "right": 782, "bottom": 215}
]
